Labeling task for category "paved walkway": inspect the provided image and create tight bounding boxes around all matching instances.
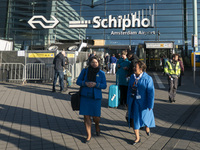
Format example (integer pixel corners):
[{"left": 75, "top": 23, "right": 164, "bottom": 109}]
[{"left": 0, "top": 70, "right": 199, "bottom": 150}]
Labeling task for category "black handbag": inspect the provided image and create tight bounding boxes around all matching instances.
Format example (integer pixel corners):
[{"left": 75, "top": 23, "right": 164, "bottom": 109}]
[
  {"left": 69, "top": 69, "right": 86, "bottom": 111},
  {"left": 69, "top": 90, "right": 81, "bottom": 111}
]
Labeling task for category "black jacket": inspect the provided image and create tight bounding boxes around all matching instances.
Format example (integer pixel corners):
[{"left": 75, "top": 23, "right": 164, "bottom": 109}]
[
  {"left": 53, "top": 52, "right": 65, "bottom": 71},
  {"left": 127, "top": 54, "right": 139, "bottom": 77}
]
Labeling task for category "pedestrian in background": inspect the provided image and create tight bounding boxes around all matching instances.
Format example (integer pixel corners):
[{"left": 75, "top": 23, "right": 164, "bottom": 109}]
[
  {"left": 127, "top": 53, "right": 139, "bottom": 77},
  {"left": 87, "top": 50, "right": 96, "bottom": 65},
  {"left": 127, "top": 60, "right": 155, "bottom": 145},
  {"left": 162, "top": 55, "right": 168, "bottom": 75},
  {"left": 116, "top": 50, "right": 130, "bottom": 106},
  {"left": 105, "top": 53, "right": 110, "bottom": 73},
  {"left": 116, "top": 53, "right": 121, "bottom": 60},
  {"left": 52, "top": 51, "right": 65, "bottom": 92},
  {"left": 76, "top": 56, "right": 107, "bottom": 143},
  {"left": 109, "top": 54, "right": 117, "bottom": 75},
  {"left": 178, "top": 56, "right": 184, "bottom": 86},
  {"left": 164, "top": 54, "right": 181, "bottom": 103},
  {"left": 63, "top": 54, "right": 69, "bottom": 91}
]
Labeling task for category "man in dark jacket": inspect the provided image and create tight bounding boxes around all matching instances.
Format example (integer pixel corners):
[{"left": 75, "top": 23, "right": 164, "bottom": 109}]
[
  {"left": 52, "top": 51, "right": 65, "bottom": 92},
  {"left": 127, "top": 53, "right": 139, "bottom": 77}
]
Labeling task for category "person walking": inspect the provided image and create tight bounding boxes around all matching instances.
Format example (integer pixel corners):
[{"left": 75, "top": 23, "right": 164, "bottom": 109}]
[
  {"left": 87, "top": 50, "right": 96, "bottom": 65},
  {"left": 52, "top": 51, "right": 65, "bottom": 92},
  {"left": 127, "top": 60, "right": 155, "bottom": 145},
  {"left": 178, "top": 56, "right": 184, "bottom": 86},
  {"left": 116, "top": 50, "right": 130, "bottom": 106},
  {"left": 63, "top": 55, "right": 69, "bottom": 90},
  {"left": 109, "top": 54, "right": 117, "bottom": 75},
  {"left": 76, "top": 56, "right": 107, "bottom": 143},
  {"left": 164, "top": 54, "right": 181, "bottom": 103},
  {"left": 127, "top": 53, "right": 139, "bottom": 77},
  {"left": 105, "top": 53, "right": 110, "bottom": 73},
  {"left": 162, "top": 55, "right": 168, "bottom": 75}
]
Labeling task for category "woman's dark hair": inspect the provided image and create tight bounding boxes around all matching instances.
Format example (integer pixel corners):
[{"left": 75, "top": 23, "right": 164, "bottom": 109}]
[
  {"left": 89, "top": 56, "right": 100, "bottom": 65},
  {"left": 135, "top": 60, "right": 146, "bottom": 72}
]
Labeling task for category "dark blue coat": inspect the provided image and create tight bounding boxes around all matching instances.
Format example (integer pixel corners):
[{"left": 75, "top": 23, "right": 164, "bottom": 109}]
[{"left": 76, "top": 68, "right": 107, "bottom": 100}]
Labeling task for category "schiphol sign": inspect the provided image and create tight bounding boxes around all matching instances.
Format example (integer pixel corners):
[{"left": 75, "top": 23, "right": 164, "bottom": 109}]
[{"left": 69, "top": 5, "right": 155, "bottom": 32}]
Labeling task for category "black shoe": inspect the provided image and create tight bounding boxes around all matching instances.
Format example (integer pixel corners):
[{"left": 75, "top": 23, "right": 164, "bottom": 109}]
[
  {"left": 85, "top": 138, "right": 91, "bottom": 144},
  {"left": 169, "top": 97, "right": 173, "bottom": 103},
  {"left": 52, "top": 89, "right": 56, "bottom": 92},
  {"left": 132, "top": 139, "right": 141, "bottom": 145},
  {"left": 173, "top": 100, "right": 176, "bottom": 103},
  {"left": 146, "top": 131, "right": 150, "bottom": 136},
  {"left": 96, "top": 131, "right": 100, "bottom": 136},
  {"left": 60, "top": 89, "right": 67, "bottom": 93}
]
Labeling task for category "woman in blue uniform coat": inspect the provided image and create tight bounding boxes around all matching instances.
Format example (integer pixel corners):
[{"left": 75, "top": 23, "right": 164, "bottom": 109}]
[
  {"left": 76, "top": 56, "right": 107, "bottom": 143},
  {"left": 127, "top": 60, "right": 155, "bottom": 145}
]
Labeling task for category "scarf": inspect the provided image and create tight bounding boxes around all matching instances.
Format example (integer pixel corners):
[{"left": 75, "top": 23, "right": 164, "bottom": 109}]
[
  {"left": 134, "top": 72, "right": 143, "bottom": 85},
  {"left": 87, "top": 66, "right": 100, "bottom": 82}
]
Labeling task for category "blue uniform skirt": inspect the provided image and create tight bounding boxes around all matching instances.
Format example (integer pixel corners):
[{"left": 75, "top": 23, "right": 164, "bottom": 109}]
[{"left": 79, "top": 96, "right": 101, "bottom": 117}]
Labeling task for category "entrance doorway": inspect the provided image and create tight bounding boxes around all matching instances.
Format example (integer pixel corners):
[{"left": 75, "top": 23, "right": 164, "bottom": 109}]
[
  {"left": 146, "top": 48, "right": 171, "bottom": 70},
  {"left": 144, "top": 41, "right": 174, "bottom": 71}
]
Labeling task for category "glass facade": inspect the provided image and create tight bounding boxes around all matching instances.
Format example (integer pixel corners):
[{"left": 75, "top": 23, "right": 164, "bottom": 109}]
[{"left": 0, "top": 0, "right": 200, "bottom": 54}]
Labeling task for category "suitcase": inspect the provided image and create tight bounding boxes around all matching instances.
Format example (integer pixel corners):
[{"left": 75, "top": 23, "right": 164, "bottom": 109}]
[{"left": 108, "top": 85, "right": 120, "bottom": 108}]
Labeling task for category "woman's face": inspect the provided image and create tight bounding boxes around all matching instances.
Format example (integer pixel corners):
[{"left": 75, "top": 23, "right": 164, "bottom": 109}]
[
  {"left": 135, "top": 64, "right": 143, "bottom": 75},
  {"left": 90, "top": 59, "right": 99, "bottom": 68},
  {"left": 122, "top": 54, "right": 127, "bottom": 59}
]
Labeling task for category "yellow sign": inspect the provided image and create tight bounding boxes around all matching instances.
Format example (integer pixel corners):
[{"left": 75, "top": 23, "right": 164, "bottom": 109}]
[
  {"left": 160, "top": 44, "right": 164, "bottom": 47},
  {"left": 28, "top": 53, "right": 54, "bottom": 58},
  {"left": 67, "top": 54, "right": 75, "bottom": 58},
  {"left": 94, "top": 40, "right": 105, "bottom": 46}
]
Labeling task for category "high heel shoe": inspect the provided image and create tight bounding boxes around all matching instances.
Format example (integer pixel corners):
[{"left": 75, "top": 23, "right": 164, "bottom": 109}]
[
  {"left": 146, "top": 131, "right": 150, "bottom": 136},
  {"left": 85, "top": 138, "right": 91, "bottom": 144},
  {"left": 96, "top": 131, "right": 100, "bottom": 136},
  {"left": 132, "top": 139, "right": 141, "bottom": 145}
]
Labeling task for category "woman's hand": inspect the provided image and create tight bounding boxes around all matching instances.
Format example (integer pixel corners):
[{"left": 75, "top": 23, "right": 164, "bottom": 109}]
[
  {"left": 85, "top": 82, "right": 91, "bottom": 87},
  {"left": 85, "top": 82, "right": 96, "bottom": 88}
]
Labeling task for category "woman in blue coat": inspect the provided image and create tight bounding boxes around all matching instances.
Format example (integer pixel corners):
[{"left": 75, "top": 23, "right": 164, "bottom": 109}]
[
  {"left": 76, "top": 56, "right": 107, "bottom": 143},
  {"left": 116, "top": 50, "right": 130, "bottom": 105},
  {"left": 127, "top": 60, "right": 155, "bottom": 145}
]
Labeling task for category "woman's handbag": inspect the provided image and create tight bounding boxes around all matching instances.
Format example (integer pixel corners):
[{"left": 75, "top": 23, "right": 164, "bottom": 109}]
[
  {"left": 69, "top": 90, "right": 81, "bottom": 111},
  {"left": 68, "top": 69, "right": 86, "bottom": 111}
]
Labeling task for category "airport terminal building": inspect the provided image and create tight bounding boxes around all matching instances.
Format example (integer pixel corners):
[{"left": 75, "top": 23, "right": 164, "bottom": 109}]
[{"left": 0, "top": 0, "right": 200, "bottom": 68}]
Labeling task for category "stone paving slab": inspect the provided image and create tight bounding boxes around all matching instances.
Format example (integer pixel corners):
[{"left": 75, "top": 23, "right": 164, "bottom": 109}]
[{"left": 0, "top": 70, "right": 199, "bottom": 150}]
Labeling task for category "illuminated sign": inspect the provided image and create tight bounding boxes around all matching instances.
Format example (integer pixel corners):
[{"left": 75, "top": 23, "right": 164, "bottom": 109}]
[
  {"left": 146, "top": 43, "right": 174, "bottom": 49},
  {"left": 28, "top": 15, "right": 59, "bottom": 29},
  {"left": 69, "top": 5, "right": 155, "bottom": 31}
]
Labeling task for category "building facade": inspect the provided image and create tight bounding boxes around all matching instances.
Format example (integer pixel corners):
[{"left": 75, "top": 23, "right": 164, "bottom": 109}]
[{"left": 0, "top": 0, "right": 200, "bottom": 56}]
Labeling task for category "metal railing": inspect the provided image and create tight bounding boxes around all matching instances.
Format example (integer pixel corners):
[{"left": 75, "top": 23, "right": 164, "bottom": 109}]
[
  {"left": 0, "top": 61, "right": 87, "bottom": 83},
  {"left": 25, "top": 63, "right": 45, "bottom": 81},
  {"left": 0, "top": 63, "right": 25, "bottom": 82}
]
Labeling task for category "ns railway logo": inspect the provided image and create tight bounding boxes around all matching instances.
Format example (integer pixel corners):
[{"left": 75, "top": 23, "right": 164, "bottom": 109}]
[{"left": 69, "top": 5, "right": 155, "bottom": 31}]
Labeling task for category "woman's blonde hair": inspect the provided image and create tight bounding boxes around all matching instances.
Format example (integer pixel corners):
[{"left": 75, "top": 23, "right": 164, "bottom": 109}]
[{"left": 121, "top": 50, "right": 127, "bottom": 56}]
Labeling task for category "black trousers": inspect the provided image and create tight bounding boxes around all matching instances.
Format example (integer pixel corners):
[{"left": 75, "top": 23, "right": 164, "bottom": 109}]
[
  {"left": 168, "top": 77, "right": 178, "bottom": 101},
  {"left": 119, "top": 85, "right": 128, "bottom": 105},
  {"left": 178, "top": 74, "right": 182, "bottom": 86}
]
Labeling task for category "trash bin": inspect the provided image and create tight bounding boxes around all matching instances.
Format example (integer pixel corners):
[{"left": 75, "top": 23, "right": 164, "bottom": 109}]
[{"left": 191, "top": 52, "right": 200, "bottom": 67}]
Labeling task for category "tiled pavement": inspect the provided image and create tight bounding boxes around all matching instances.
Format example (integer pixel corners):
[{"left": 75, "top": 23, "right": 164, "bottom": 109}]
[{"left": 0, "top": 70, "right": 199, "bottom": 150}]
